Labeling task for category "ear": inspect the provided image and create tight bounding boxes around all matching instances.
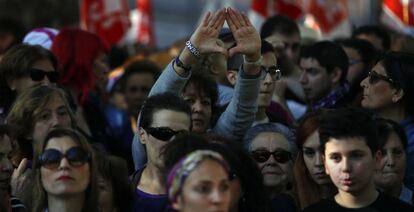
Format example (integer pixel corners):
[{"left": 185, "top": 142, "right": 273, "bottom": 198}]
[
  {"left": 172, "top": 195, "right": 183, "bottom": 211},
  {"left": 329, "top": 67, "right": 342, "bottom": 85},
  {"left": 226, "top": 71, "right": 238, "bottom": 86},
  {"left": 138, "top": 127, "right": 148, "bottom": 145},
  {"left": 323, "top": 155, "right": 330, "bottom": 175},
  {"left": 374, "top": 150, "right": 383, "bottom": 171},
  {"left": 210, "top": 63, "right": 220, "bottom": 75},
  {"left": 392, "top": 89, "right": 404, "bottom": 103},
  {"left": 6, "top": 78, "right": 17, "bottom": 91}
]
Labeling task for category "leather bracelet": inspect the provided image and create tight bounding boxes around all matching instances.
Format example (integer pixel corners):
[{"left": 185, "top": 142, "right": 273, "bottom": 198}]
[
  {"left": 174, "top": 56, "right": 191, "bottom": 72},
  {"left": 243, "top": 55, "right": 263, "bottom": 66},
  {"left": 185, "top": 40, "right": 201, "bottom": 58}
]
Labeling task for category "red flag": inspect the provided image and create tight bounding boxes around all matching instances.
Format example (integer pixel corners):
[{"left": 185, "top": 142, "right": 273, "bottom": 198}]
[
  {"left": 249, "top": 0, "right": 303, "bottom": 30},
  {"left": 136, "top": 0, "right": 155, "bottom": 46},
  {"left": 80, "top": 0, "right": 131, "bottom": 45},
  {"left": 381, "top": 0, "right": 414, "bottom": 36},
  {"left": 306, "top": 0, "right": 348, "bottom": 34}
]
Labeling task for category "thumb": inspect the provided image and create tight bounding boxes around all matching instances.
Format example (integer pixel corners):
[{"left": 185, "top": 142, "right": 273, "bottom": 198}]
[
  {"left": 13, "top": 158, "right": 28, "bottom": 178},
  {"left": 212, "top": 46, "right": 228, "bottom": 58},
  {"left": 228, "top": 45, "right": 242, "bottom": 58}
]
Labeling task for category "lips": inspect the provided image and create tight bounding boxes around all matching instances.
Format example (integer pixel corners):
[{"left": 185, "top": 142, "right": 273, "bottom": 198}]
[
  {"left": 57, "top": 175, "right": 74, "bottom": 181},
  {"left": 341, "top": 178, "right": 353, "bottom": 186}
]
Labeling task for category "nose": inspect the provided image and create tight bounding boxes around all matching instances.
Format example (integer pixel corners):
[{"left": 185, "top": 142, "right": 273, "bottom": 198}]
[
  {"left": 41, "top": 75, "right": 51, "bottom": 86},
  {"left": 263, "top": 72, "right": 273, "bottom": 85},
  {"left": 58, "top": 157, "right": 71, "bottom": 169},
  {"left": 299, "top": 72, "right": 307, "bottom": 84},
  {"left": 341, "top": 158, "right": 352, "bottom": 172},
  {"left": 192, "top": 100, "right": 203, "bottom": 113},
  {"left": 385, "top": 152, "right": 395, "bottom": 167},
  {"left": 315, "top": 152, "right": 324, "bottom": 167},
  {"left": 1, "top": 157, "right": 13, "bottom": 172},
  {"left": 210, "top": 188, "right": 223, "bottom": 204},
  {"left": 360, "top": 76, "right": 369, "bottom": 88}
]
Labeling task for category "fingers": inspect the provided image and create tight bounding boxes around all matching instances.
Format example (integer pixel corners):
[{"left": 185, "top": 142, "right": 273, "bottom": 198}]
[
  {"left": 226, "top": 7, "right": 247, "bottom": 30},
  {"left": 208, "top": 8, "right": 225, "bottom": 30},
  {"left": 202, "top": 12, "right": 212, "bottom": 27},
  {"left": 13, "top": 158, "right": 28, "bottom": 178},
  {"left": 241, "top": 12, "right": 252, "bottom": 27},
  {"left": 226, "top": 7, "right": 241, "bottom": 31},
  {"left": 228, "top": 46, "right": 241, "bottom": 58}
]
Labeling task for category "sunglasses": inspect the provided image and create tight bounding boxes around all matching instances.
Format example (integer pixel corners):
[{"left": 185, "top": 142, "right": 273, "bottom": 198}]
[
  {"left": 145, "top": 127, "right": 187, "bottom": 141},
  {"left": 261, "top": 66, "right": 282, "bottom": 81},
  {"left": 368, "top": 71, "right": 395, "bottom": 85},
  {"left": 250, "top": 150, "right": 292, "bottom": 163},
  {"left": 30, "top": 68, "right": 59, "bottom": 83},
  {"left": 127, "top": 85, "right": 150, "bottom": 94},
  {"left": 38, "top": 147, "right": 90, "bottom": 169}
]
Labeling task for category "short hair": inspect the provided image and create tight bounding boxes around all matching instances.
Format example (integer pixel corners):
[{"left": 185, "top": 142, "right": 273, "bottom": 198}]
[
  {"left": 376, "top": 118, "right": 407, "bottom": 151},
  {"left": 339, "top": 38, "right": 378, "bottom": 66},
  {"left": 378, "top": 51, "right": 414, "bottom": 116},
  {"left": 183, "top": 71, "right": 218, "bottom": 115},
  {"left": 243, "top": 123, "right": 297, "bottom": 158},
  {"left": 319, "top": 108, "right": 379, "bottom": 155},
  {"left": 51, "top": 28, "right": 110, "bottom": 104},
  {"left": 300, "top": 41, "right": 349, "bottom": 83},
  {"left": 32, "top": 127, "right": 98, "bottom": 212},
  {"left": 138, "top": 93, "right": 191, "bottom": 129},
  {"left": 261, "top": 40, "right": 274, "bottom": 55},
  {"left": 352, "top": 25, "right": 391, "bottom": 50},
  {"left": 260, "top": 15, "right": 300, "bottom": 39},
  {"left": 0, "top": 17, "right": 25, "bottom": 52},
  {"left": 118, "top": 60, "right": 160, "bottom": 92}
]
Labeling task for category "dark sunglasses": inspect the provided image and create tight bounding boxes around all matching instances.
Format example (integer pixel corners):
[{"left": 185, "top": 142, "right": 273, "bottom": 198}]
[
  {"left": 30, "top": 68, "right": 59, "bottom": 83},
  {"left": 261, "top": 66, "right": 282, "bottom": 81},
  {"left": 127, "top": 85, "right": 150, "bottom": 93},
  {"left": 250, "top": 150, "right": 292, "bottom": 163},
  {"left": 368, "top": 71, "right": 396, "bottom": 85},
  {"left": 145, "top": 127, "right": 187, "bottom": 141},
  {"left": 38, "top": 147, "right": 90, "bottom": 169}
]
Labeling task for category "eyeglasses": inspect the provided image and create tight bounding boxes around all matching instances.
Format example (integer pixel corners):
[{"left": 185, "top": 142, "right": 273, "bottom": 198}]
[
  {"left": 250, "top": 150, "right": 292, "bottom": 163},
  {"left": 127, "top": 85, "right": 150, "bottom": 94},
  {"left": 30, "top": 68, "right": 59, "bottom": 83},
  {"left": 261, "top": 66, "right": 282, "bottom": 81},
  {"left": 145, "top": 127, "right": 187, "bottom": 141},
  {"left": 368, "top": 71, "right": 396, "bottom": 85},
  {"left": 38, "top": 147, "right": 90, "bottom": 169}
]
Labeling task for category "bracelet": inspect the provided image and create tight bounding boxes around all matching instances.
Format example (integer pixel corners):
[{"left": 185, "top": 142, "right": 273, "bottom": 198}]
[
  {"left": 243, "top": 55, "right": 263, "bottom": 66},
  {"left": 174, "top": 56, "right": 191, "bottom": 72},
  {"left": 185, "top": 40, "right": 201, "bottom": 58}
]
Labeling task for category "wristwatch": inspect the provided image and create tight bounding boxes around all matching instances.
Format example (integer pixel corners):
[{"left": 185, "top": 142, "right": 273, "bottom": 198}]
[{"left": 174, "top": 56, "right": 191, "bottom": 72}]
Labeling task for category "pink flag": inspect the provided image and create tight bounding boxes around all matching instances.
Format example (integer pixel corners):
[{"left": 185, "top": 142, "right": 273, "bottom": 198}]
[{"left": 381, "top": 0, "right": 414, "bottom": 37}]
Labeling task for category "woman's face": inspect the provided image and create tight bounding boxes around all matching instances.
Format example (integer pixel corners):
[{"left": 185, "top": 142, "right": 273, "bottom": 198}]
[
  {"left": 40, "top": 136, "right": 90, "bottom": 197},
  {"left": 302, "top": 130, "right": 331, "bottom": 185},
  {"left": 32, "top": 94, "right": 72, "bottom": 143},
  {"left": 374, "top": 132, "right": 406, "bottom": 189},
  {"left": 250, "top": 132, "right": 292, "bottom": 189},
  {"left": 98, "top": 176, "right": 115, "bottom": 212},
  {"left": 360, "top": 62, "right": 398, "bottom": 110},
  {"left": 343, "top": 47, "right": 365, "bottom": 85},
  {"left": 11, "top": 59, "right": 57, "bottom": 94},
  {"left": 174, "top": 159, "right": 231, "bottom": 212},
  {"left": 93, "top": 53, "right": 110, "bottom": 92},
  {"left": 0, "top": 135, "right": 13, "bottom": 190}
]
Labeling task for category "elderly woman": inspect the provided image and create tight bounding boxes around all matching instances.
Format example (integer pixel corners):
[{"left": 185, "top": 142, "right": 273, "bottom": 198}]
[
  {"left": 293, "top": 110, "right": 336, "bottom": 209},
  {"left": 0, "top": 44, "right": 58, "bottom": 123},
  {"left": 166, "top": 150, "right": 231, "bottom": 212},
  {"left": 374, "top": 118, "right": 413, "bottom": 204},
  {"left": 360, "top": 51, "right": 414, "bottom": 190},
  {"left": 32, "top": 127, "right": 98, "bottom": 212},
  {"left": 243, "top": 122, "right": 297, "bottom": 212}
]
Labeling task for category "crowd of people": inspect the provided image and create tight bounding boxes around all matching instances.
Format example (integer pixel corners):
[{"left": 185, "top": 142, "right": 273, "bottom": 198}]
[{"left": 0, "top": 7, "right": 414, "bottom": 212}]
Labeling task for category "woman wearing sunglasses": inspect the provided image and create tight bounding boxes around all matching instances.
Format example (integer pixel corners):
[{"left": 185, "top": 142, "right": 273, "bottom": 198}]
[
  {"left": 243, "top": 122, "right": 297, "bottom": 212},
  {"left": 32, "top": 127, "right": 98, "bottom": 212},
  {"left": 166, "top": 150, "right": 231, "bottom": 212},
  {"left": 360, "top": 51, "right": 414, "bottom": 190},
  {"left": 292, "top": 110, "right": 336, "bottom": 209},
  {"left": 0, "top": 44, "right": 58, "bottom": 123}
]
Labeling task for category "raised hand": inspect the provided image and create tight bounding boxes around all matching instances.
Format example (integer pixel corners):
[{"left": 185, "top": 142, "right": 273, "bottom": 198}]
[
  {"left": 189, "top": 8, "right": 227, "bottom": 56},
  {"left": 226, "top": 7, "right": 261, "bottom": 61}
]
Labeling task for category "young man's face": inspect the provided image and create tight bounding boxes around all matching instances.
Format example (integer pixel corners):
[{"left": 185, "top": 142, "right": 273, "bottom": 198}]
[
  {"left": 324, "top": 137, "right": 380, "bottom": 195},
  {"left": 257, "top": 52, "right": 277, "bottom": 108},
  {"left": 124, "top": 72, "right": 155, "bottom": 116},
  {"left": 299, "top": 58, "right": 333, "bottom": 103}
]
